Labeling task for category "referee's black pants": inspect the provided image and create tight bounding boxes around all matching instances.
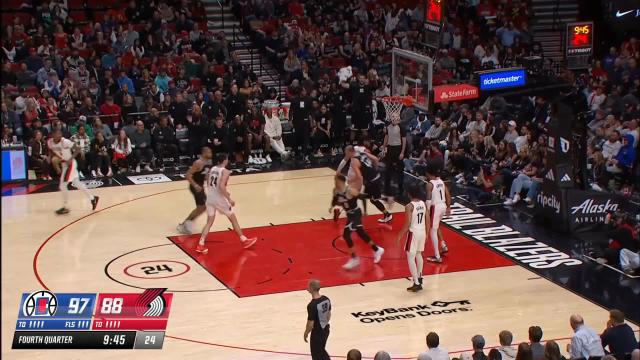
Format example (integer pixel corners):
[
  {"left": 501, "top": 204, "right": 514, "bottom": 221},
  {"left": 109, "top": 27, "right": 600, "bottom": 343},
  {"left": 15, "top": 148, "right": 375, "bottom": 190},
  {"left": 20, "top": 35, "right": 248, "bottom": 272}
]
[
  {"left": 310, "top": 326, "right": 330, "bottom": 360},
  {"left": 384, "top": 145, "right": 405, "bottom": 196}
]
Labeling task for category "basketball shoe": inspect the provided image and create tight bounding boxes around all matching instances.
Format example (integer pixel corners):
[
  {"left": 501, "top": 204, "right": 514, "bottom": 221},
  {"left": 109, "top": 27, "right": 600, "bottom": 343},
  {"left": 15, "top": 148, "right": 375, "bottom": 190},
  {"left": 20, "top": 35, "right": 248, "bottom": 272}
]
[
  {"left": 195, "top": 244, "right": 208, "bottom": 254},
  {"left": 342, "top": 257, "right": 360, "bottom": 269}
]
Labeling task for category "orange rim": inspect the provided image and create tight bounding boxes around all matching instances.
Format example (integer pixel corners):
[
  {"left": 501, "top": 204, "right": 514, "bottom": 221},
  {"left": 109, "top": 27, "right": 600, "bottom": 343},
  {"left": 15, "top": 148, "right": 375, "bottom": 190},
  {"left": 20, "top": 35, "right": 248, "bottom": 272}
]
[{"left": 381, "top": 96, "right": 414, "bottom": 107}]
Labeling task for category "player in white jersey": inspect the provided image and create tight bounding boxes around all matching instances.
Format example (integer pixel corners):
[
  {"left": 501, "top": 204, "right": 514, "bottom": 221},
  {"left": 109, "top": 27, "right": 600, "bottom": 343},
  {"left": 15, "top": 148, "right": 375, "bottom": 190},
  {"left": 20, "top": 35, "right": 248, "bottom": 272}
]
[
  {"left": 397, "top": 186, "right": 430, "bottom": 292},
  {"left": 425, "top": 164, "right": 451, "bottom": 263},
  {"left": 195, "top": 153, "right": 257, "bottom": 254},
  {"left": 47, "top": 129, "right": 99, "bottom": 214}
]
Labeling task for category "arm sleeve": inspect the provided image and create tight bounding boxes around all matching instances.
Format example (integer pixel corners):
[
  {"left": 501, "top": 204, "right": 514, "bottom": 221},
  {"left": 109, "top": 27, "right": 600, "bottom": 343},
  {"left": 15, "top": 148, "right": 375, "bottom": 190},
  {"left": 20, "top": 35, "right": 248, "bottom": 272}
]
[{"left": 307, "top": 302, "right": 315, "bottom": 321}]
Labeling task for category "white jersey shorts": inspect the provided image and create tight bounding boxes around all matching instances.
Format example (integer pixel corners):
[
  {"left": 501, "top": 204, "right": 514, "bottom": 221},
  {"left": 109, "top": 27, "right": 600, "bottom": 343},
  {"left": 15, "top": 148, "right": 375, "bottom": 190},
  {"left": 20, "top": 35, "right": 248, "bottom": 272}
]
[
  {"left": 206, "top": 194, "right": 234, "bottom": 217},
  {"left": 404, "top": 231, "right": 427, "bottom": 253},
  {"left": 431, "top": 203, "right": 447, "bottom": 230},
  {"left": 60, "top": 159, "right": 79, "bottom": 183}
]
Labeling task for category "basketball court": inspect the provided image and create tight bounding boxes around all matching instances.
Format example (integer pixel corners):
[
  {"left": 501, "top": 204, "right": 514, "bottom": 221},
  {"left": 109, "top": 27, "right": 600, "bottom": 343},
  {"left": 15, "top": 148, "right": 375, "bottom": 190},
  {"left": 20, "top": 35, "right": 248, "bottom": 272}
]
[{"left": 2, "top": 167, "right": 624, "bottom": 359}]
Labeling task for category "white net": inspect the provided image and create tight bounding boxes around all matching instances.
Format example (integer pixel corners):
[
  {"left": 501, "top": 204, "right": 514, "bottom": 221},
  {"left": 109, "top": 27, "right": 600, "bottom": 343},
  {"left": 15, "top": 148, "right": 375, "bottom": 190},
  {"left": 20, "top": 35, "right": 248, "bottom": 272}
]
[{"left": 380, "top": 96, "right": 412, "bottom": 121}]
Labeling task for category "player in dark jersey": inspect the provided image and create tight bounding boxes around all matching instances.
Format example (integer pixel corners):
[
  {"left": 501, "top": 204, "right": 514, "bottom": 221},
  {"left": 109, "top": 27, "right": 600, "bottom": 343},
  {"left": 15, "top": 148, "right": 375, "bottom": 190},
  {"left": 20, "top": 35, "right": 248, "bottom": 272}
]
[
  {"left": 331, "top": 174, "right": 384, "bottom": 269},
  {"left": 338, "top": 145, "right": 393, "bottom": 223},
  {"left": 177, "top": 146, "right": 213, "bottom": 234}
]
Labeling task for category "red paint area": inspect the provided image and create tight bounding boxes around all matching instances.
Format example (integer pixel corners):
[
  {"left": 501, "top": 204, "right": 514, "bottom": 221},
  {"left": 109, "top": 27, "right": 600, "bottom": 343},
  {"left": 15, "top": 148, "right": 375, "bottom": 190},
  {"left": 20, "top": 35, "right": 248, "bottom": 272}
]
[{"left": 168, "top": 213, "right": 514, "bottom": 297}]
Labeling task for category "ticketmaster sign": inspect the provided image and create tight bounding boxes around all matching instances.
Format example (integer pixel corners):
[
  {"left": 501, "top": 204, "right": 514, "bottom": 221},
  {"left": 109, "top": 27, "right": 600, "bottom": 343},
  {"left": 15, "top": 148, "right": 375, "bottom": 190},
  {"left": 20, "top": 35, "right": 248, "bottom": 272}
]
[{"left": 479, "top": 68, "right": 526, "bottom": 91}]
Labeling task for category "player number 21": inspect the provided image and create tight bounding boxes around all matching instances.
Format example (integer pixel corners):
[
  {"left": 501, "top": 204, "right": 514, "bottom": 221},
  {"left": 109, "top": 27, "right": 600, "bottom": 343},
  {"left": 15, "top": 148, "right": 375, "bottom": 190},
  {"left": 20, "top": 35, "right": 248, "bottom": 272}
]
[
  {"left": 101, "top": 298, "right": 123, "bottom": 314},
  {"left": 68, "top": 298, "right": 90, "bottom": 314}
]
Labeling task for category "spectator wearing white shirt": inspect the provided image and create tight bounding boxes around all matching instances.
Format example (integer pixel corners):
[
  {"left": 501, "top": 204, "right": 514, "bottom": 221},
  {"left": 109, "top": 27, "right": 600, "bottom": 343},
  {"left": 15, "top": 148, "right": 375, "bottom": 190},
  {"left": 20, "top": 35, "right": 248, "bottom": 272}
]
[
  {"left": 418, "top": 332, "right": 450, "bottom": 360},
  {"left": 568, "top": 314, "right": 605, "bottom": 360},
  {"left": 621, "top": 119, "right": 639, "bottom": 147},
  {"left": 504, "top": 121, "right": 519, "bottom": 143},
  {"left": 587, "top": 87, "right": 607, "bottom": 111},
  {"left": 264, "top": 107, "right": 290, "bottom": 159},
  {"left": 497, "top": 330, "right": 517, "bottom": 360},
  {"left": 601, "top": 131, "right": 622, "bottom": 160}
]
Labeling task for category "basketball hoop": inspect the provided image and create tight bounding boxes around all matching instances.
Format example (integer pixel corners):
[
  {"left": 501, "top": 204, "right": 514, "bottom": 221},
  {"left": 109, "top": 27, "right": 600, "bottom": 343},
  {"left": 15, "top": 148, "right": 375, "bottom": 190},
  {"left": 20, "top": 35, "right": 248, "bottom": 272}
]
[{"left": 380, "top": 96, "right": 414, "bottom": 122}]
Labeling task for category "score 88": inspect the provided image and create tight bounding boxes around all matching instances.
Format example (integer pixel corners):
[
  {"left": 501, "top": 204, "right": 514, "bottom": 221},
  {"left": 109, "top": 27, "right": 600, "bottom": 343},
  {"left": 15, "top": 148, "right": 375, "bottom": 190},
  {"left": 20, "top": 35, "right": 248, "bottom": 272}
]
[{"left": 100, "top": 298, "right": 124, "bottom": 314}]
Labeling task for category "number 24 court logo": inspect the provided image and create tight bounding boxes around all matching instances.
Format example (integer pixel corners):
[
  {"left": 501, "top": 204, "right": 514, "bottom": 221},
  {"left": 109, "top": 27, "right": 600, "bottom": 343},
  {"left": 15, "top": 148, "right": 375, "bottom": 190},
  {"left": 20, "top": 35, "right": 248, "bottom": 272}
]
[
  {"left": 352, "top": 299, "right": 472, "bottom": 324},
  {"left": 22, "top": 291, "right": 58, "bottom": 317}
]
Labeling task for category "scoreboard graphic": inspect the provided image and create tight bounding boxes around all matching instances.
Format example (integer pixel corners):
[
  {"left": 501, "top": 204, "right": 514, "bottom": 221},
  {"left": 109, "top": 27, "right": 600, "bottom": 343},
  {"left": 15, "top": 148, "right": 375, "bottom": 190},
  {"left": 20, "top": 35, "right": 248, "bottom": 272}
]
[{"left": 12, "top": 289, "right": 172, "bottom": 349}]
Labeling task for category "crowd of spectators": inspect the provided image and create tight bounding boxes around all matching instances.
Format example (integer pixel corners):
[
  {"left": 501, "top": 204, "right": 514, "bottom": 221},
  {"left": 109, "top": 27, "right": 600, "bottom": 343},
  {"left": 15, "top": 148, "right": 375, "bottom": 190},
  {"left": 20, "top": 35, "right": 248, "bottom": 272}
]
[
  {"left": 342, "top": 311, "right": 638, "bottom": 360},
  {"left": 1, "top": 0, "right": 285, "bottom": 178}
]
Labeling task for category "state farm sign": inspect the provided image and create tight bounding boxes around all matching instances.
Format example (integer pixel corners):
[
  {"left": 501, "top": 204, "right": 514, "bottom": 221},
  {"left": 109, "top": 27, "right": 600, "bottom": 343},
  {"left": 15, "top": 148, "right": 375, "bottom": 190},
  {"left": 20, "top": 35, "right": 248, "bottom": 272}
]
[{"left": 433, "top": 84, "right": 479, "bottom": 103}]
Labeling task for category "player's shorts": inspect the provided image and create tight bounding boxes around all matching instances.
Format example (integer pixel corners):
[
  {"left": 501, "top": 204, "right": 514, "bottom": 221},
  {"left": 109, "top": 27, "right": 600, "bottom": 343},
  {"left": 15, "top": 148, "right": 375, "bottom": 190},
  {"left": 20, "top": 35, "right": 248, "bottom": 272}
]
[
  {"left": 363, "top": 178, "right": 382, "bottom": 201},
  {"left": 206, "top": 195, "right": 234, "bottom": 217},
  {"left": 60, "top": 159, "right": 79, "bottom": 183},
  {"left": 345, "top": 208, "right": 363, "bottom": 231},
  {"left": 190, "top": 185, "right": 207, "bottom": 206},
  {"left": 404, "top": 231, "right": 427, "bottom": 253},
  {"left": 431, "top": 203, "right": 447, "bottom": 230}
]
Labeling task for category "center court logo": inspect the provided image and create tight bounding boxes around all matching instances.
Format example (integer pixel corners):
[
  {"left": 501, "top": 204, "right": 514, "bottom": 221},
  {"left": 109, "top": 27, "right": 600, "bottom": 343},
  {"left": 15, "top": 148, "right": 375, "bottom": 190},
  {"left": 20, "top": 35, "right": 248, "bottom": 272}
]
[{"left": 352, "top": 300, "right": 472, "bottom": 323}]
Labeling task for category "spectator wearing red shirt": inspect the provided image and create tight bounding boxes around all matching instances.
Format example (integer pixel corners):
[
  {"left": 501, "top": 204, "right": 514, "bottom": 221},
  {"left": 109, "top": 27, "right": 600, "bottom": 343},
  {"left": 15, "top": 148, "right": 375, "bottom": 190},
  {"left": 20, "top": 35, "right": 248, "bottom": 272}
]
[
  {"left": 288, "top": 1, "right": 304, "bottom": 17},
  {"left": 99, "top": 96, "right": 122, "bottom": 129}
]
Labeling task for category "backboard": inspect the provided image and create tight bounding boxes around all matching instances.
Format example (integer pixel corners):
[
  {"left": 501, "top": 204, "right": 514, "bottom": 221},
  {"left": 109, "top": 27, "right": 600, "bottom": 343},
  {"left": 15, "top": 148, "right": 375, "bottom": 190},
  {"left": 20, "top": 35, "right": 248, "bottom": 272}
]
[{"left": 391, "top": 48, "right": 433, "bottom": 112}]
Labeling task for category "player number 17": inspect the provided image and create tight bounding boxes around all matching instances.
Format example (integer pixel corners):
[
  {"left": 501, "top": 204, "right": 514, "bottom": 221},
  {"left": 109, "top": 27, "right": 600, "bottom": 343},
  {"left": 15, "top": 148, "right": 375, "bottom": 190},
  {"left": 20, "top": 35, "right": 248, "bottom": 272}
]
[{"left": 68, "top": 298, "right": 90, "bottom": 314}]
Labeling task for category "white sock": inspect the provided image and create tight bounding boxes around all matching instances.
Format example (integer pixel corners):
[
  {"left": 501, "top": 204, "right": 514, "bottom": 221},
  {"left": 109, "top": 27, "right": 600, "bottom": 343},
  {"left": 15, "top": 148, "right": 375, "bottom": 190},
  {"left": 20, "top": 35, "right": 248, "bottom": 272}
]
[
  {"left": 71, "top": 178, "right": 94, "bottom": 201},
  {"left": 407, "top": 252, "right": 419, "bottom": 285},
  {"left": 240, "top": 235, "right": 247, "bottom": 241},
  {"left": 430, "top": 227, "right": 440, "bottom": 258},
  {"left": 416, "top": 253, "right": 424, "bottom": 280}
]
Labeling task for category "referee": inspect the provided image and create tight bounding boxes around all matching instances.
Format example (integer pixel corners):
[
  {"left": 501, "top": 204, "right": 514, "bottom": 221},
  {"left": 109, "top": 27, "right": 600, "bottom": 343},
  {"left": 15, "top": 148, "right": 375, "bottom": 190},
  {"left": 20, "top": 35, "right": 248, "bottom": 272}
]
[{"left": 304, "top": 279, "right": 331, "bottom": 360}]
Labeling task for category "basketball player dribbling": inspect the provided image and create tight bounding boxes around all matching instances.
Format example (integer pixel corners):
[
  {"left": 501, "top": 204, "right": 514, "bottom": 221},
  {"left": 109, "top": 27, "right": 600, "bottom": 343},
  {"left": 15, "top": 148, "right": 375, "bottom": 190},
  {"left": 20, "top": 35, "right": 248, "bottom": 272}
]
[
  {"left": 177, "top": 146, "right": 213, "bottom": 234},
  {"left": 397, "top": 186, "right": 430, "bottom": 292},
  {"left": 338, "top": 145, "right": 393, "bottom": 223},
  {"left": 195, "top": 153, "right": 257, "bottom": 254},
  {"left": 425, "top": 164, "right": 451, "bottom": 263},
  {"left": 48, "top": 129, "right": 99, "bottom": 214},
  {"left": 331, "top": 174, "right": 384, "bottom": 269}
]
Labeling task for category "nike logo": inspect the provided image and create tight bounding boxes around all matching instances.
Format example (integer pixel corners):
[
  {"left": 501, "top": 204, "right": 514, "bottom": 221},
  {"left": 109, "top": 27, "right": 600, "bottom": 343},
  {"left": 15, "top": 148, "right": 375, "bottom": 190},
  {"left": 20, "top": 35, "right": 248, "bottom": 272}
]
[{"left": 616, "top": 9, "right": 635, "bottom": 17}]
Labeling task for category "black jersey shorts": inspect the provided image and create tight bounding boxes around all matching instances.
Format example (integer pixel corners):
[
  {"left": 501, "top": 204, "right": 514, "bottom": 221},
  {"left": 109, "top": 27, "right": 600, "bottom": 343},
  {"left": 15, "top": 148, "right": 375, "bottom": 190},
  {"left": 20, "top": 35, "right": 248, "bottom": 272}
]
[{"left": 190, "top": 184, "right": 207, "bottom": 206}]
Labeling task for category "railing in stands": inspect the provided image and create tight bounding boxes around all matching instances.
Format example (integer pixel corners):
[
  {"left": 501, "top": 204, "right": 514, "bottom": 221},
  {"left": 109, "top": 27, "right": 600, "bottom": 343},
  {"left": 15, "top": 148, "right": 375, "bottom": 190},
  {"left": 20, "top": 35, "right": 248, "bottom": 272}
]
[
  {"left": 216, "top": 0, "right": 224, "bottom": 32},
  {"left": 231, "top": 24, "right": 282, "bottom": 101}
]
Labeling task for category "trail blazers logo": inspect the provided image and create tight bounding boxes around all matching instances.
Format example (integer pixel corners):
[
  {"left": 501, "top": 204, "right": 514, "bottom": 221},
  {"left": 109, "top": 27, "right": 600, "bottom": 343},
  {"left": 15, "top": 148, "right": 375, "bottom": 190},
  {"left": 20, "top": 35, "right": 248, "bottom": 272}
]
[{"left": 134, "top": 288, "right": 167, "bottom": 317}]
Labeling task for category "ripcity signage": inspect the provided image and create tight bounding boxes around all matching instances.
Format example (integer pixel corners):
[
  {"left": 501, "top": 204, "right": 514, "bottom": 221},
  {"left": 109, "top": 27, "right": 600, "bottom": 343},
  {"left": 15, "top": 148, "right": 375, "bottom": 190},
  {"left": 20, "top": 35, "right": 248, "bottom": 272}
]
[{"left": 478, "top": 68, "right": 527, "bottom": 91}]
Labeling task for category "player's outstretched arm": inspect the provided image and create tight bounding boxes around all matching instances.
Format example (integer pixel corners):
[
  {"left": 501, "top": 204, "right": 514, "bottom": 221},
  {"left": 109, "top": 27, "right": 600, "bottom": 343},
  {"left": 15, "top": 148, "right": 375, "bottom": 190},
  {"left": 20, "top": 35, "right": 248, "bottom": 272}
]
[{"left": 186, "top": 160, "right": 203, "bottom": 191}]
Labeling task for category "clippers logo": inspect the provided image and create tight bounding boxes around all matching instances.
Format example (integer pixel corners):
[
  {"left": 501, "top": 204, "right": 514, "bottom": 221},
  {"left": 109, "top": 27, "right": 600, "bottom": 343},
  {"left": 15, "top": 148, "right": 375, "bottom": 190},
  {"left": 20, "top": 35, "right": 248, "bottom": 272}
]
[
  {"left": 560, "top": 137, "right": 570, "bottom": 153},
  {"left": 134, "top": 288, "right": 167, "bottom": 317},
  {"left": 23, "top": 291, "right": 58, "bottom": 317}
]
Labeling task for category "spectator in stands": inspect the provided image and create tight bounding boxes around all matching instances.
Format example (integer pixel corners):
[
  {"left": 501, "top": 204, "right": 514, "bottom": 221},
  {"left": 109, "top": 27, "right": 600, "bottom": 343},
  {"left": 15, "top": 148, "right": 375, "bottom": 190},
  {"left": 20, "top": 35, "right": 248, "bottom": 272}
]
[
  {"left": 130, "top": 120, "right": 153, "bottom": 173},
  {"left": 27, "top": 129, "right": 52, "bottom": 179},
  {"left": 568, "top": 314, "right": 605, "bottom": 360},
  {"left": 112, "top": 128, "right": 133, "bottom": 173},
  {"left": 90, "top": 131, "right": 112, "bottom": 177},
  {"left": 229, "top": 114, "right": 250, "bottom": 163},
  {"left": 497, "top": 331, "right": 517, "bottom": 360},
  {"left": 100, "top": 96, "right": 122, "bottom": 129},
  {"left": 528, "top": 326, "right": 544, "bottom": 360},
  {"left": 312, "top": 103, "right": 332, "bottom": 157},
  {"left": 93, "top": 117, "right": 113, "bottom": 142},
  {"left": 154, "top": 68, "right": 172, "bottom": 93},
  {"left": 605, "top": 134, "right": 636, "bottom": 177},
  {"left": 543, "top": 341, "right": 565, "bottom": 360},
  {"left": 347, "top": 349, "right": 362, "bottom": 360},
  {"left": 469, "top": 335, "right": 488, "bottom": 360},
  {"left": 169, "top": 93, "right": 189, "bottom": 126},
  {"left": 70, "top": 124, "right": 91, "bottom": 177},
  {"left": 374, "top": 351, "right": 391, "bottom": 360},
  {"left": 418, "top": 332, "right": 450, "bottom": 360},
  {"left": 467, "top": 162, "right": 502, "bottom": 205},
  {"left": 516, "top": 343, "right": 533, "bottom": 360},
  {"left": 600, "top": 309, "right": 638, "bottom": 358},
  {"left": 153, "top": 114, "right": 179, "bottom": 171},
  {"left": 264, "top": 106, "right": 289, "bottom": 159},
  {"left": 602, "top": 131, "right": 622, "bottom": 160}
]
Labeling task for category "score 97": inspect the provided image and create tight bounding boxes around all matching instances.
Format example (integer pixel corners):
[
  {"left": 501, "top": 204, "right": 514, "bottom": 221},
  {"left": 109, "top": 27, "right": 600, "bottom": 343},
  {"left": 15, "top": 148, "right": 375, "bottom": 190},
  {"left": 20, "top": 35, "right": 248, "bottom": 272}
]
[
  {"left": 573, "top": 25, "right": 590, "bottom": 35},
  {"left": 99, "top": 298, "right": 124, "bottom": 314}
]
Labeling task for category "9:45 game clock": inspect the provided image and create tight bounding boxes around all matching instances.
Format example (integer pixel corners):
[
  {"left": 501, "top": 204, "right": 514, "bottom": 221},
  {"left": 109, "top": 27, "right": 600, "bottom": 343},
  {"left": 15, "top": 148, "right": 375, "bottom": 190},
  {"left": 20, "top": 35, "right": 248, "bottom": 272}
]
[{"left": 565, "top": 21, "right": 593, "bottom": 69}]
